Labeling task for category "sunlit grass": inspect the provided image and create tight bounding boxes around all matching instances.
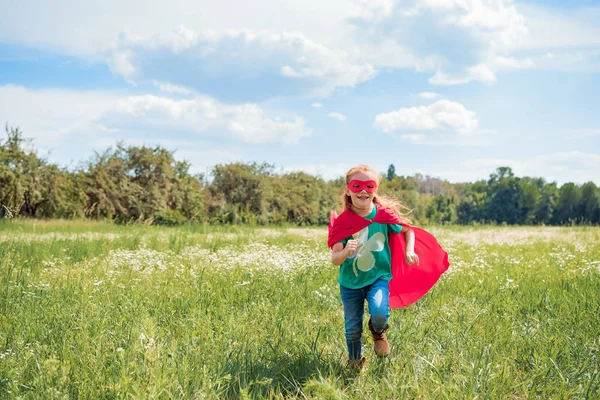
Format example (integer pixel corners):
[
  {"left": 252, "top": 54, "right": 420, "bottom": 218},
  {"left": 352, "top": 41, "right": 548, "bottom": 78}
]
[{"left": 1, "top": 221, "right": 599, "bottom": 398}]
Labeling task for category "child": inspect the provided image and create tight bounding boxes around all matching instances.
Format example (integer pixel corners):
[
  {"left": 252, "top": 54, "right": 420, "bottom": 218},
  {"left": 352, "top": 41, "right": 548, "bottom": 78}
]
[{"left": 328, "top": 165, "right": 449, "bottom": 369}]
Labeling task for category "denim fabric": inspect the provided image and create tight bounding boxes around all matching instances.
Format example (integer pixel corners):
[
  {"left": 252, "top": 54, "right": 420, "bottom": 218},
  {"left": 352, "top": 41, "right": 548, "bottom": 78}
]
[{"left": 340, "top": 278, "right": 390, "bottom": 360}]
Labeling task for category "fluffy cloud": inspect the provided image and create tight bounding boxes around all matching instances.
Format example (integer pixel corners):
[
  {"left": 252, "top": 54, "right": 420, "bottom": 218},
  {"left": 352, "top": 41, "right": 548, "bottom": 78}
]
[
  {"left": 0, "top": 85, "right": 311, "bottom": 151},
  {"left": 349, "top": 0, "right": 395, "bottom": 22},
  {"left": 349, "top": 1, "right": 600, "bottom": 79},
  {"left": 348, "top": 0, "right": 530, "bottom": 84},
  {"left": 105, "top": 94, "right": 311, "bottom": 144},
  {"left": 422, "top": 0, "right": 527, "bottom": 46},
  {"left": 2, "top": 0, "right": 598, "bottom": 95},
  {"left": 107, "top": 27, "right": 376, "bottom": 97},
  {"left": 374, "top": 99, "right": 478, "bottom": 136},
  {"left": 429, "top": 64, "right": 496, "bottom": 85},
  {"left": 514, "top": 4, "right": 600, "bottom": 51},
  {"left": 99, "top": 3, "right": 600, "bottom": 85},
  {"left": 328, "top": 112, "right": 347, "bottom": 121},
  {"left": 152, "top": 80, "right": 194, "bottom": 94},
  {"left": 0, "top": 84, "right": 118, "bottom": 147},
  {"left": 0, "top": 0, "right": 354, "bottom": 56}
]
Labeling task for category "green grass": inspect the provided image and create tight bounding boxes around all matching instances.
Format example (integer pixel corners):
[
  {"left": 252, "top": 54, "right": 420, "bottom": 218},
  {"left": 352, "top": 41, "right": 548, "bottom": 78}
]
[{"left": 1, "top": 220, "right": 599, "bottom": 398}]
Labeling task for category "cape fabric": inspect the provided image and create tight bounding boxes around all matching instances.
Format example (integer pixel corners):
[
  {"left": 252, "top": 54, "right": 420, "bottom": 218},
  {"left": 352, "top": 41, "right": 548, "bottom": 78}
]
[{"left": 328, "top": 207, "right": 449, "bottom": 308}]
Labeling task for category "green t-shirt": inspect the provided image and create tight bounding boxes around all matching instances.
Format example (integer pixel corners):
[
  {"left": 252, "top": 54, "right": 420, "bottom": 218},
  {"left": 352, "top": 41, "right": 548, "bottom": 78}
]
[{"left": 337, "top": 206, "right": 402, "bottom": 289}]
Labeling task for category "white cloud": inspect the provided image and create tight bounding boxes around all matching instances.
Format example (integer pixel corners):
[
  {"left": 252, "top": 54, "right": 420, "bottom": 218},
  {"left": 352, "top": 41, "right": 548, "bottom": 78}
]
[
  {"left": 348, "top": 0, "right": 529, "bottom": 85},
  {"left": 498, "top": 4, "right": 600, "bottom": 72},
  {"left": 429, "top": 64, "right": 496, "bottom": 85},
  {"left": 0, "top": 84, "right": 118, "bottom": 147},
  {"left": 426, "top": 0, "right": 527, "bottom": 47},
  {"left": 349, "top": 0, "right": 395, "bottom": 22},
  {"left": 107, "top": 50, "right": 136, "bottom": 78},
  {"left": 311, "top": 102, "right": 323, "bottom": 108},
  {"left": 374, "top": 99, "right": 478, "bottom": 136},
  {"left": 0, "top": 85, "right": 311, "bottom": 154},
  {"left": 225, "top": 105, "right": 311, "bottom": 144},
  {"left": 108, "top": 27, "right": 376, "bottom": 97},
  {"left": 152, "top": 80, "right": 194, "bottom": 94},
  {"left": 418, "top": 92, "right": 441, "bottom": 99},
  {"left": 0, "top": 0, "right": 354, "bottom": 56},
  {"left": 346, "top": 38, "right": 421, "bottom": 70},
  {"left": 0, "top": 2, "right": 377, "bottom": 96},
  {"left": 424, "top": 54, "right": 532, "bottom": 86},
  {"left": 491, "top": 55, "right": 533, "bottom": 69},
  {"left": 2, "top": 0, "right": 598, "bottom": 98},
  {"left": 351, "top": 1, "right": 600, "bottom": 82},
  {"left": 105, "top": 94, "right": 311, "bottom": 144},
  {"left": 515, "top": 5, "right": 600, "bottom": 51},
  {"left": 328, "top": 112, "right": 347, "bottom": 121}
]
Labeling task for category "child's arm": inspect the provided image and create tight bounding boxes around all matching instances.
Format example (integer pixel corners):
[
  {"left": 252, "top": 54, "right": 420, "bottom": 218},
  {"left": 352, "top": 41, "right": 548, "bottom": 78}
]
[
  {"left": 404, "top": 229, "right": 419, "bottom": 265},
  {"left": 331, "top": 240, "right": 358, "bottom": 266}
]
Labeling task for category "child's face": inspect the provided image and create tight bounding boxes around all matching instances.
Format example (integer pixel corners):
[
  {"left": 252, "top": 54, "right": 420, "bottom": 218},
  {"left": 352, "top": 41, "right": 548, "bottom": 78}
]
[{"left": 346, "top": 171, "right": 378, "bottom": 211}]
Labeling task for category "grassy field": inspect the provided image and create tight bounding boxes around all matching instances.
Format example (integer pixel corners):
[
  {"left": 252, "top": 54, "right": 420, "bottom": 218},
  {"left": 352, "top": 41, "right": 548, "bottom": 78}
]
[{"left": 1, "top": 220, "right": 599, "bottom": 399}]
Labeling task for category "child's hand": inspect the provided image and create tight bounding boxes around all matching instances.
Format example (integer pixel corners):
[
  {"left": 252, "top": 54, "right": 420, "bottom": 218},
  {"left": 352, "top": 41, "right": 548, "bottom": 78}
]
[
  {"left": 344, "top": 239, "right": 358, "bottom": 256},
  {"left": 405, "top": 251, "right": 419, "bottom": 265}
]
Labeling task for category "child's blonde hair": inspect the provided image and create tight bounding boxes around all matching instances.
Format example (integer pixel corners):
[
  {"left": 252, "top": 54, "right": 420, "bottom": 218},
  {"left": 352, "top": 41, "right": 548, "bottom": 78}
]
[{"left": 341, "top": 164, "right": 412, "bottom": 223}]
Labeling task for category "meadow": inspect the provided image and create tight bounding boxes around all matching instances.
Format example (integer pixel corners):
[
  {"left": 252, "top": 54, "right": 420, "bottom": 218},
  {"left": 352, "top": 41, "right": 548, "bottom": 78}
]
[{"left": 1, "top": 220, "right": 599, "bottom": 399}]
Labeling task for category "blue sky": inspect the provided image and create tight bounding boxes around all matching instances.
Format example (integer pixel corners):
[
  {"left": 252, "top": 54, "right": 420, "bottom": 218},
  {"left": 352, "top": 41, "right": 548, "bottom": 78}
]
[{"left": 1, "top": 0, "right": 599, "bottom": 184}]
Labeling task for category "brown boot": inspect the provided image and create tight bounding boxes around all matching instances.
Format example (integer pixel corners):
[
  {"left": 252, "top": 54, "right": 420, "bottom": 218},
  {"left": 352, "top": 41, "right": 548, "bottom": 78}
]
[
  {"left": 368, "top": 320, "right": 390, "bottom": 357},
  {"left": 346, "top": 357, "right": 366, "bottom": 372}
]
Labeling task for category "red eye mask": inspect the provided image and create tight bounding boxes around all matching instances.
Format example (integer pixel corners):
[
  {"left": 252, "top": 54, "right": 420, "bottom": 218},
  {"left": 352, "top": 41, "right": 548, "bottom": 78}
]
[{"left": 347, "top": 180, "right": 377, "bottom": 193}]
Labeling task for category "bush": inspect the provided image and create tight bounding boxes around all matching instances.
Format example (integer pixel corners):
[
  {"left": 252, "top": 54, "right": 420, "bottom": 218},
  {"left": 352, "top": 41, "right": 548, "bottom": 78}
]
[{"left": 152, "top": 210, "right": 188, "bottom": 226}]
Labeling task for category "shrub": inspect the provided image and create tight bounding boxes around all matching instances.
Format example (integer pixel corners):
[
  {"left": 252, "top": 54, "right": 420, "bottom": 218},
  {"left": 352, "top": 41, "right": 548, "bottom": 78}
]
[{"left": 152, "top": 210, "right": 187, "bottom": 226}]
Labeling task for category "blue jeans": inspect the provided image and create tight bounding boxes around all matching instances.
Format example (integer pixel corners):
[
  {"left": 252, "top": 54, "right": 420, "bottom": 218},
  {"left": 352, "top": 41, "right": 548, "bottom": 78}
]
[{"left": 340, "top": 278, "right": 390, "bottom": 360}]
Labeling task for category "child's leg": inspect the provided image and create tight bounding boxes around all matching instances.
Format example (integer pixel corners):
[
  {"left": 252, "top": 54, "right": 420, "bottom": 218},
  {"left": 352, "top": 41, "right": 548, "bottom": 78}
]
[
  {"left": 366, "top": 278, "right": 391, "bottom": 357},
  {"left": 340, "top": 285, "right": 365, "bottom": 360},
  {"left": 366, "top": 278, "right": 390, "bottom": 331}
]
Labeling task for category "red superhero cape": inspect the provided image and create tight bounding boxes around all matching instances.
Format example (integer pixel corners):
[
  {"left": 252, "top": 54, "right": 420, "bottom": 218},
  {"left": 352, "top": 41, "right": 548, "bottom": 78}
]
[{"left": 328, "top": 206, "right": 449, "bottom": 308}]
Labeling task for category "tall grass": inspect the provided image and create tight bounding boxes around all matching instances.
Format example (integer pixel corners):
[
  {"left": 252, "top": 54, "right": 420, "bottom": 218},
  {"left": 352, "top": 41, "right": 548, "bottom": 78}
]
[{"left": 1, "top": 221, "right": 599, "bottom": 398}]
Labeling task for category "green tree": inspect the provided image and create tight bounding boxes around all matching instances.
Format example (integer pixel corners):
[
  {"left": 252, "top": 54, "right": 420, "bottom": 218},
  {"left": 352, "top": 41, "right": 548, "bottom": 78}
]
[
  {"left": 426, "top": 195, "right": 456, "bottom": 225},
  {"left": 0, "top": 125, "right": 84, "bottom": 218},
  {"left": 267, "top": 172, "right": 325, "bottom": 225},
  {"left": 578, "top": 182, "right": 599, "bottom": 224},
  {"left": 84, "top": 145, "right": 144, "bottom": 221},
  {"left": 171, "top": 160, "right": 205, "bottom": 221},
  {"left": 486, "top": 167, "right": 522, "bottom": 224},
  {"left": 456, "top": 181, "right": 487, "bottom": 224},
  {"left": 554, "top": 183, "right": 582, "bottom": 225},
  {"left": 518, "top": 178, "right": 541, "bottom": 224},
  {"left": 387, "top": 164, "right": 396, "bottom": 181},
  {"left": 209, "top": 162, "right": 273, "bottom": 224},
  {"left": 82, "top": 143, "right": 204, "bottom": 223},
  {"left": 533, "top": 183, "right": 558, "bottom": 225}
]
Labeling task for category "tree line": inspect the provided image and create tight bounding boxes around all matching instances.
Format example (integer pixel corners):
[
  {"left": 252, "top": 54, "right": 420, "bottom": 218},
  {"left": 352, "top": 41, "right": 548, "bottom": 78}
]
[{"left": 1, "top": 126, "right": 599, "bottom": 225}]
